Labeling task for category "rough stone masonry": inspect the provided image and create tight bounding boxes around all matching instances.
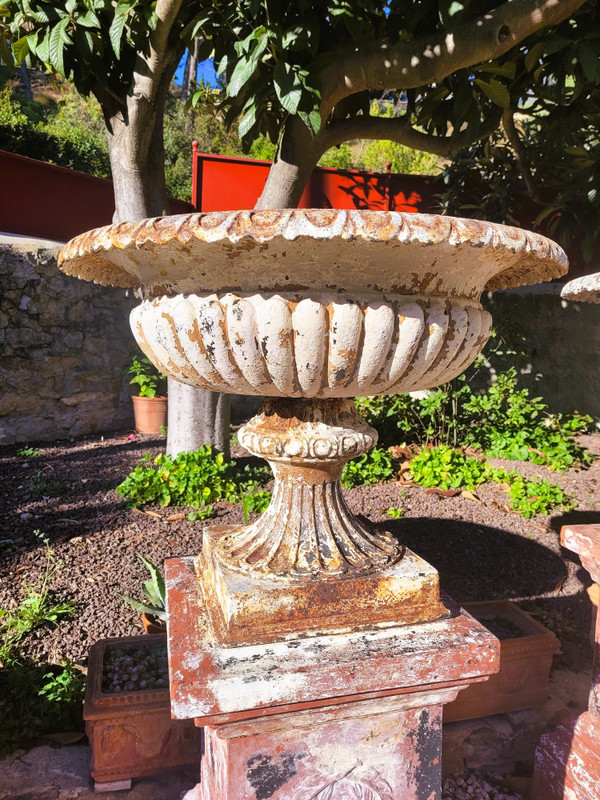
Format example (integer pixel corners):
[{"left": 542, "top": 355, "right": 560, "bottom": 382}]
[{"left": 0, "top": 235, "right": 135, "bottom": 445}]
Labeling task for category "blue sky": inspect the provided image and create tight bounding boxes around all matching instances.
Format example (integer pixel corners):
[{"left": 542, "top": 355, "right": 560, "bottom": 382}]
[{"left": 174, "top": 52, "right": 219, "bottom": 87}]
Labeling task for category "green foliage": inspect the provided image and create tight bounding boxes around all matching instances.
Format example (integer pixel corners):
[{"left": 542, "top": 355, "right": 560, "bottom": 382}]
[
  {"left": 506, "top": 474, "right": 576, "bottom": 519},
  {"left": 439, "top": 2, "right": 600, "bottom": 261},
  {"left": 386, "top": 507, "right": 404, "bottom": 518},
  {"left": 461, "top": 368, "right": 592, "bottom": 470},
  {"left": 0, "top": 659, "right": 85, "bottom": 753},
  {"left": 0, "top": 84, "right": 110, "bottom": 176},
  {"left": 357, "top": 367, "right": 592, "bottom": 472},
  {"left": 407, "top": 446, "right": 575, "bottom": 518},
  {"left": 26, "top": 470, "right": 64, "bottom": 499},
  {"left": 0, "top": 532, "right": 75, "bottom": 665},
  {"left": 127, "top": 354, "right": 167, "bottom": 399},
  {"left": 248, "top": 135, "right": 277, "bottom": 162},
  {"left": 341, "top": 447, "right": 395, "bottom": 489},
  {"left": 318, "top": 142, "right": 355, "bottom": 170},
  {"left": 408, "top": 446, "right": 491, "bottom": 492},
  {"left": 359, "top": 138, "right": 440, "bottom": 175},
  {"left": 242, "top": 490, "right": 272, "bottom": 523},
  {"left": 17, "top": 447, "right": 40, "bottom": 457},
  {"left": 121, "top": 556, "right": 166, "bottom": 622},
  {"left": 116, "top": 446, "right": 269, "bottom": 517}
]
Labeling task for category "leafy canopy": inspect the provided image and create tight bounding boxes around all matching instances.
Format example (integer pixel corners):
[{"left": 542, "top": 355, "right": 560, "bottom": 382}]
[
  {"left": 192, "top": 0, "right": 590, "bottom": 151},
  {"left": 0, "top": 0, "right": 199, "bottom": 112}
]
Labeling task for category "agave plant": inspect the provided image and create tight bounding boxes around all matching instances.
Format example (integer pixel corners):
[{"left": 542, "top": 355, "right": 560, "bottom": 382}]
[{"left": 120, "top": 556, "right": 166, "bottom": 622}]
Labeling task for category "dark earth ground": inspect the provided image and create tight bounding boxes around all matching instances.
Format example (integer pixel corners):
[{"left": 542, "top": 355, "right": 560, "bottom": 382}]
[{"left": 1, "top": 430, "right": 600, "bottom": 672}]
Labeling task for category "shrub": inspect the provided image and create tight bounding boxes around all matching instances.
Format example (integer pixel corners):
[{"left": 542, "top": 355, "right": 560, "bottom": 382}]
[{"left": 357, "top": 367, "right": 592, "bottom": 471}]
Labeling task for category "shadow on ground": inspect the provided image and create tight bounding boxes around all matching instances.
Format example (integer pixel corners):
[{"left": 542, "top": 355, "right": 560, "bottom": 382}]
[{"left": 380, "top": 517, "right": 568, "bottom": 603}]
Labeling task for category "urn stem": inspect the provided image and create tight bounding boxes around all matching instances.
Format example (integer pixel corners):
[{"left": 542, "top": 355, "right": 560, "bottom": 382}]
[{"left": 213, "top": 397, "right": 403, "bottom": 580}]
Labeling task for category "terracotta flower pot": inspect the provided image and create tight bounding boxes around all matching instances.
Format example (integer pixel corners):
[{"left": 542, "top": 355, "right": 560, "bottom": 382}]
[
  {"left": 444, "top": 600, "right": 560, "bottom": 723},
  {"left": 84, "top": 635, "right": 201, "bottom": 790},
  {"left": 142, "top": 611, "right": 166, "bottom": 635},
  {"left": 131, "top": 395, "right": 167, "bottom": 434}
]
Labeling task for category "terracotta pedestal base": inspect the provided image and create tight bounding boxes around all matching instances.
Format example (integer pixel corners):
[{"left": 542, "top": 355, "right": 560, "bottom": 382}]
[
  {"left": 531, "top": 524, "right": 600, "bottom": 800},
  {"left": 166, "top": 557, "right": 500, "bottom": 800},
  {"left": 532, "top": 712, "right": 600, "bottom": 800}
]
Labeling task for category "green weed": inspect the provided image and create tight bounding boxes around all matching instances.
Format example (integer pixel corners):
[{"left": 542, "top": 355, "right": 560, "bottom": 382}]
[
  {"left": 386, "top": 508, "right": 405, "bottom": 518},
  {"left": 17, "top": 447, "right": 41, "bottom": 457},
  {"left": 0, "top": 532, "right": 75, "bottom": 665},
  {"left": 341, "top": 447, "right": 396, "bottom": 489},
  {"left": 407, "top": 446, "right": 575, "bottom": 518},
  {"left": 116, "top": 446, "right": 269, "bottom": 515}
]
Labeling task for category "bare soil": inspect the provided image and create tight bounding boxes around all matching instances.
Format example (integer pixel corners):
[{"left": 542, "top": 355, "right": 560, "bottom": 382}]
[{"left": 1, "top": 431, "right": 599, "bottom": 672}]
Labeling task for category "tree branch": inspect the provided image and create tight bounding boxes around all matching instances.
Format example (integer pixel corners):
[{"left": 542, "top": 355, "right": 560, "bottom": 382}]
[
  {"left": 502, "top": 108, "right": 540, "bottom": 201},
  {"left": 319, "top": 0, "right": 586, "bottom": 117},
  {"left": 319, "top": 109, "right": 502, "bottom": 158}
]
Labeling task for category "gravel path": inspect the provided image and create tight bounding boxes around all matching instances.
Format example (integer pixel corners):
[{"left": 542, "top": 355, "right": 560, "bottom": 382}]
[{"left": 1, "top": 431, "right": 599, "bottom": 670}]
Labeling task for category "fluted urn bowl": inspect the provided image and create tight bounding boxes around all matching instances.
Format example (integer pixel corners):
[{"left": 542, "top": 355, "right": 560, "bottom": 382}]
[
  {"left": 60, "top": 209, "right": 568, "bottom": 646},
  {"left": 59, "top": 209, "right": 567, "bottom": 400}
]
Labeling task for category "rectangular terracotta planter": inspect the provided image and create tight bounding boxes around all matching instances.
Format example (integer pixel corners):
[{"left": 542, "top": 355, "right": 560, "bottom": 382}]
[
  {"left": 84, "top": 634, "right": 201, "bottom": 790},
  {"left": 444, "top": 600, "right": 560, "bottom": 723}
]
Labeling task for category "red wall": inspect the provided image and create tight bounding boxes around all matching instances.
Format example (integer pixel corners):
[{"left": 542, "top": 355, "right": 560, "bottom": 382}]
[
  {"left": 192, "top": 150, "right": 438, "bottom": 214},
  {"left": 0, "top": 150, "right": 193, "bottom": 243}
]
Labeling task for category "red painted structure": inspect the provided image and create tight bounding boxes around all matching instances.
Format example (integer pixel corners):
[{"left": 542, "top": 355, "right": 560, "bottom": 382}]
[
  {"left": 191, "top": 146, "right": 438, "bottom": 215},
  {"left": 191, "top": 148, "right": 600, "bottom": 281},
  {"left": 0, "top": 150, "right": 193, "bottom": 243}
]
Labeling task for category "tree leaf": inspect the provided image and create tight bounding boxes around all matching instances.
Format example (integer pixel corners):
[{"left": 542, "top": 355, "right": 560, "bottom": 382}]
[
  {"left": 11, "top": 35, "right": 30, "bottom": 64},
  {"left": 273, "top": 61, "right": 302, "bottom": 114},
  {"left": 108, "top": 3, "right": 131, "bottom": 60},
  {"left": 474, "top": 78, "right": 510, "bottom": 109},
  {"left": 524, "top": 42, "right": 545, "bottom": 73},
  {"left": 578, "top": 43, "right": 600, "bottom": 83},
  {"left": 49, "top": 18, "right": 69, "bottom": 74}
]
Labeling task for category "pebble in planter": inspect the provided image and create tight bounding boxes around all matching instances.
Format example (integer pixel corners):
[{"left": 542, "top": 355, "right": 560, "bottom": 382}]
[{"left": 84, "top": 635, "right": 201, "bottom": 792}]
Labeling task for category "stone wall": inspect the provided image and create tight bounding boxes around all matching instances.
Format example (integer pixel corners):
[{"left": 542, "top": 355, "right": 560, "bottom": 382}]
[
  {"left": 0, "top": 235, "right": 136, "bottom": 445},
  {"left": 482, "top": 287, "right": 600, "bottom": 418}
]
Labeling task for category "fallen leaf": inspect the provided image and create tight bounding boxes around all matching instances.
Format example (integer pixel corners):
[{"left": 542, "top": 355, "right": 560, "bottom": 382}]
[
  {"left": 58, "top": 504, "right": 69, "bottom": 511},
  {"left": 165, "top": 513, "right": 186, "bottom": 522},
  {"left": 426, "top": 488, "right": 460, "bottom": 498},
  {"left": 460, "top": 490, "right": 481, "bottom": 502},
  {"left": 69, "top": 536, "right": 83, "bottom": 544},
  {"left": 144, "top": 510, "right": 162, "bottom": 519}
]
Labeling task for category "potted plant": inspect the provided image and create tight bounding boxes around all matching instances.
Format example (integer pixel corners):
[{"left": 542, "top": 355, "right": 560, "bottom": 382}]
[
  {"left": 121, "top": 556, "right": 166, "bottom": 635},
  {"left": 128, "top": 353, "right": 167, "bottom": 434}
]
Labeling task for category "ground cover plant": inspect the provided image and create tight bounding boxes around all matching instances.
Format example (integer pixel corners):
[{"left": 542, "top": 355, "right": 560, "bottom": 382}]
[
  {"left": 0, "top": 531, "right": 84, "bottom": 752},
  {"left": 356, "top": 367, "right": 592, "bottom": 470},
  {"left": 407, "top": 446, "right": 576, "bottom": 519},
  {"left": 116, "top": 445, "right": 270, "bottom": 519}
]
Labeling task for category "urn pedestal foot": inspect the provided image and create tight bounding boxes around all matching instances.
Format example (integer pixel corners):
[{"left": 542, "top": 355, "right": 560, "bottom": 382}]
[
  {"left": 196, "top": 398, "right": 448, "bottom": 647},
  {"left": 166, "top": 558, "right": 500, "bottom": 800},
  {"left": 532, "top": 524, "right": 600, "bottom": 800}
]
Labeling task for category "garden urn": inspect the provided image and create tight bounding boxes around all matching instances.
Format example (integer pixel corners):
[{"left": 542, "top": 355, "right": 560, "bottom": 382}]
[{"left": 59, "top": 209, "right": 567, "bottom": 645}]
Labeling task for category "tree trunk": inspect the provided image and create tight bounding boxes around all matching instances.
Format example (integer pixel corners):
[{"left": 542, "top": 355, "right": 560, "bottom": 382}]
[
  {"left": 107, "top": 101, "right": 170, "bottom": 222},
  {"left": 19, "top": 62, "right": 32, "bottom": 100},
  {"left": 105, "top": 67, "right": 229, "bottom": 459},
  {"left": 181, "top": 39, "right": 200, "bottom": 103},
  {"left": 255, "top": 116, "right": 324, "bottom": 209},
  {"left": 167, "top": 379, "right": 230, "bottom": 458}
]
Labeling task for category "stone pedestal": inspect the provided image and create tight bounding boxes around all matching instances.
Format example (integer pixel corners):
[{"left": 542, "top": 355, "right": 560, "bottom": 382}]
[
  {"left": 166, "top": 557, "right": 500, "bottom": 800},
  {"left": 532, "top": 524, "right": 600, "bottom": 800}
]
